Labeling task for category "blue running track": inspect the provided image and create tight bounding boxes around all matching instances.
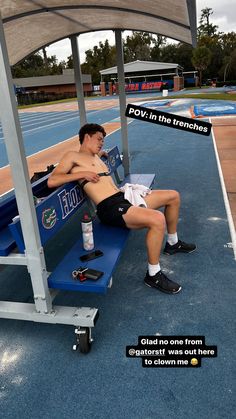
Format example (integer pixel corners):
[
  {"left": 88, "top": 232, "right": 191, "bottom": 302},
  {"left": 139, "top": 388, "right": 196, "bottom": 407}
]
[
  {"left": 0, "top": 96, "right": 235, "bottom": 419},
  {"left": 0, "top": 107, "right": 119, "bottom": 167}
]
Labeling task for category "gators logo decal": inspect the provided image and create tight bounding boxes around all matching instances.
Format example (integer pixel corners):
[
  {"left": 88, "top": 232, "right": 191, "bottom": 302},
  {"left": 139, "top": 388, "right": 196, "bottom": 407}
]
[
  {"left": 109, "top": 155, "right": 116, "bottom": 167},
  {"left": 42, "top": 207, "right": 57, "bottom": 229}
]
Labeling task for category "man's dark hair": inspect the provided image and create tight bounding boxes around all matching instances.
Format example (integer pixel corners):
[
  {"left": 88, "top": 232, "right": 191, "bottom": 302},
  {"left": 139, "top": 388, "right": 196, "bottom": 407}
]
[{"left": 79, "top": 123, "right": 106, "bottom": 144}]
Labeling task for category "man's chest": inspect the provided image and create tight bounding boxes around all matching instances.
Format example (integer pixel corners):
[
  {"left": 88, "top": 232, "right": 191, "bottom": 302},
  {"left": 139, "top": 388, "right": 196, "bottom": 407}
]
[{"left": 73, "top": 156, "right": 106, "bottom": 172}]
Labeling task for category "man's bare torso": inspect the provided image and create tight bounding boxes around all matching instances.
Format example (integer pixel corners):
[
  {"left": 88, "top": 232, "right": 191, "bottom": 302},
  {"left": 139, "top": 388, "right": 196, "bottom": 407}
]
[{"left": 71, "top": 151, "right": 120, "bottom": 205}]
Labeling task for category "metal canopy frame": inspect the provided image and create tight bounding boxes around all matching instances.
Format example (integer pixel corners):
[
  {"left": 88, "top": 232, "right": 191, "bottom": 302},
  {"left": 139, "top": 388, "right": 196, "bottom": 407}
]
[
  {"left": 1, "top": 1, "right": 197, "bottom": 66},
  {"left": 0, "top": 17, "right": 128, "bottom": 332},
  {"left": 0, "top": 15, "right": 98, "bottom": 331},
  {"left": 0, "top": 1, "right": 197, "bottom": 336}
]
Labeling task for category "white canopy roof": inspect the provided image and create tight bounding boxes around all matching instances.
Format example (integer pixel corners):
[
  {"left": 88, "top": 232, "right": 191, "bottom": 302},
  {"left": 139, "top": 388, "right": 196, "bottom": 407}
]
[
  {"left": 100, "top": 60, "right": 183, "bottom": 76},
  {"left": 0, "top": 0, "right": 197, "bottom": 65}
]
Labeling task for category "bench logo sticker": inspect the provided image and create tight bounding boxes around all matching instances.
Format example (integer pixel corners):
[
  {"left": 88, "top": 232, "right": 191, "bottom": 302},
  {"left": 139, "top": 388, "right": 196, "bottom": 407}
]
[
  {"left": 109, "top": 155, "right": 116, "bottom": 167},
  {"left": 42, "top": 207, "right": 57, "bottom": 229}
]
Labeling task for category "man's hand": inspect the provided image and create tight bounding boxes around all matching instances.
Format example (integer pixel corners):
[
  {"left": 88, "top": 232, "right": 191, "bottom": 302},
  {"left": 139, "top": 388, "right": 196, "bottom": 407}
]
[
  {"left": 82, "top": 171, "right": 100, "bottom": 183},
  {"left": 98, "top": 150, "right": 108, "bottom": 159}
]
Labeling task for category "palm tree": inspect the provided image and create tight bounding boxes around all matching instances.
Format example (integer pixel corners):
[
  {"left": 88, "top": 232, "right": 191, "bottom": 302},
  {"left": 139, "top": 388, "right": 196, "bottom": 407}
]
[
  {"left": 223, "top": 49, "right": 236, "bottom": 82},
  {"left": 42, "top": 47, "right": 49, "bottom": 69},
  {"left": 192, "top": 46, "right": 212, "bottom": 87}
]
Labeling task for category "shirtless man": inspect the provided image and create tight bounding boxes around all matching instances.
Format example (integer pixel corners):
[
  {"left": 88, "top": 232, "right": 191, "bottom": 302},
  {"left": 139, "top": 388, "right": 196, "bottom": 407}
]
[{"left": 48, "top": 123, "right": 196, "bottom": 294}]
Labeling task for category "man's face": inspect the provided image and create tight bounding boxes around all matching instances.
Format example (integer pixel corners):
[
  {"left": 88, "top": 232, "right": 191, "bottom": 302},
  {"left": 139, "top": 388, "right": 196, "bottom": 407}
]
[{"left": 88, "top": 131, "right": 104, "bottom": 154}]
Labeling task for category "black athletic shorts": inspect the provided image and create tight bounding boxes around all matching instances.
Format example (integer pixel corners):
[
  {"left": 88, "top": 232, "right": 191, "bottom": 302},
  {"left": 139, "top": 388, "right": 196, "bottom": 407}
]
[{"left": 96, "top": 192, "right": 132, "bottom": 228}]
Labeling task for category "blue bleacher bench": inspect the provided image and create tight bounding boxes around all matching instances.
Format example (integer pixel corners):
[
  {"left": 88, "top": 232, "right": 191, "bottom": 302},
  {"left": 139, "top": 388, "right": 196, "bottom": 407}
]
[
  {"left": 4, "top": 147, "right": 155, "bottom": 294},
  {"left": 0, "top": 175, "right": 53, "bottom": 256}
]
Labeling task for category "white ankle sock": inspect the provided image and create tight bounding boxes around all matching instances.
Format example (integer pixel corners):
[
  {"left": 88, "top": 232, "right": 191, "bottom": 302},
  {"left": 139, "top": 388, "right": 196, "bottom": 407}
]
[
  {"left": 167, "top": 232, "right": 178, "bottom": 246},
  {"left": 148, "top": 263, "right": 161, "bottom": 276}
]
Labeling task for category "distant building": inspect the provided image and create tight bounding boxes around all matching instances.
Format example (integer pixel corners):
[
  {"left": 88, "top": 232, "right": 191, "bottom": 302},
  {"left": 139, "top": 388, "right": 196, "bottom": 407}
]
[
  {"left": 100, "top": 60, "right": 198, "bottom": 93},
  {"left": 100, "top": 60, "right": 183, "bottom": 79},
  {"left": 13, "top": 69, "right": 92, "bottom": 96}
]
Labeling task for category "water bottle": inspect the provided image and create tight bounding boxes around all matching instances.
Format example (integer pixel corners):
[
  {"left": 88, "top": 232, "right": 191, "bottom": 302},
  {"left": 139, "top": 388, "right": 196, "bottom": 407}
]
[{"left": 81, "top": 213, "right": 94, "bottom": 251}]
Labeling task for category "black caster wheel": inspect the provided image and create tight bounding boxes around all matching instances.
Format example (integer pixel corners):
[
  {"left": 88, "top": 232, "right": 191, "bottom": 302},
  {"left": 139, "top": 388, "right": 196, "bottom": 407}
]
[{"left": 74, "top": 327, "right": 92, "bottom": 354}]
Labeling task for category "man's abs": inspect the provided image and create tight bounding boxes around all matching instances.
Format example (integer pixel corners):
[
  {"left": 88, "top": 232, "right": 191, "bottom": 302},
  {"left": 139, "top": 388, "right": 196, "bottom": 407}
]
[
  {"left": 70, "top": 155, "right": 119, "bottom": 203},
  {"left": 82, "top": 176, "right": 120, "bottom": 205}
]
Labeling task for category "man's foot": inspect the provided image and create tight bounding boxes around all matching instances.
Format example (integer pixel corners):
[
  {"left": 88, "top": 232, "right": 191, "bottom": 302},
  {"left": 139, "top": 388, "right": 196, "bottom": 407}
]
[
  {"left": 144, "top": 271, "right": 181, "bottom": 294},
  {"left": 164, "top": 240, "right": 196, "bottom": 255}
]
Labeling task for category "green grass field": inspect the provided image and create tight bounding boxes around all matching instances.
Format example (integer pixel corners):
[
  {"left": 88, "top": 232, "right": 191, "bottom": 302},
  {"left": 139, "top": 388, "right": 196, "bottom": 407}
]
[
  {"left": 17, "top": 90, "right": 236, "bottom": 109},
  {"left": 18, "top": 97, "right": 78, "bottom": 109}
]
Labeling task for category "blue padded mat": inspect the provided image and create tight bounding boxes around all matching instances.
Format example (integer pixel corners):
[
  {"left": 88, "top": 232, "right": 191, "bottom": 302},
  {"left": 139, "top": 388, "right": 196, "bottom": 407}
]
[
  {"left": 193, "top": 102, "right": 236, "bottom": 116},
  {"left": 142, "top": 100, "right": 170, "bottom": 107}
]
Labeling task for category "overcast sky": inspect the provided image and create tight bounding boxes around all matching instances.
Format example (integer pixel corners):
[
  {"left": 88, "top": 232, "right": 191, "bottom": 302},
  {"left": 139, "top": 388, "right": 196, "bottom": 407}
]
[{"left": 46, "top": 1, "right": 236, "bottom": 63}]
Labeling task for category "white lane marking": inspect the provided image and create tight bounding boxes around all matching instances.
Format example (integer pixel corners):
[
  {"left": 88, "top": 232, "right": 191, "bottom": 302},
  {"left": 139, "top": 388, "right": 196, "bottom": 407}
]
[{"left": 210, "top": 117, "right": 236, "bottom": 260}]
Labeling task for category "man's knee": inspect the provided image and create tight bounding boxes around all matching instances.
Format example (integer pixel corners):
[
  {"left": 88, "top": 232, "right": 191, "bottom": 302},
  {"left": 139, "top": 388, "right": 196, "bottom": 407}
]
[
  {"left": 149, "top": 211, "right": 166, "bottom": 231},
  {"left": 171, "top": 190, "right": 180, "bottom": 205}
]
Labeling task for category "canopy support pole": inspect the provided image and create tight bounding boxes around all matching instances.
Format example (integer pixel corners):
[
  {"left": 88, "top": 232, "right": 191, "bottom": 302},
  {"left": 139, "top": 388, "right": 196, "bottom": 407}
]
[
  {"left": 115, "top": 30, "right": 130, "bottom": 176},
  {"left": 70, "top": 35, "right": 87, "bottom": 127},
  {"left": 0, "top": 15, "right": 52, "bottom": 314}
]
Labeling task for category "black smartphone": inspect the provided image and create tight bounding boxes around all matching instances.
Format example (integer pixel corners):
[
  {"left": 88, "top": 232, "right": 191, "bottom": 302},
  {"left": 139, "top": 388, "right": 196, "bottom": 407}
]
[
  {"left": 80, "top": 249, "right": 104, "bottom": 262},
  {"left": 98, "top": 171, "right": 111, "bottom": 176},
  {"left": 84, "top": 268, "right": 104, "bottom": 280}
]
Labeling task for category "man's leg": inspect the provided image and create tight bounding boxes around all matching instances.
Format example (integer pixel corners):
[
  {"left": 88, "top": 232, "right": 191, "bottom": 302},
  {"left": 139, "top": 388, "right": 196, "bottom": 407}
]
[
  {"left": 122, "top": 205, "right": 165, "bottom": 264},
  {"left": 143, "top": 189, "right": 180, "bottom": 234},
  {"left": 144, "top": 189, "right": 196, "bottom": 255},
  {"left": 122, "top": 206, "right": 181, "bottom": 294}
]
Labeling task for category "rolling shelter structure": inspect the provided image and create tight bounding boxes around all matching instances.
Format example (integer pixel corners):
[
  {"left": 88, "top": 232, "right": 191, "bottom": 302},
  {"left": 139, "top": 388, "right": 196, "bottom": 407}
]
[
  {"left": 0, "top": 1, "right": 197, "bottom": 345},
  {"left": 100, "top": 60, "right": 184, "bottom": 82},
  {"left": 100, "top": 60, "right": 184, "bottom": 93}
]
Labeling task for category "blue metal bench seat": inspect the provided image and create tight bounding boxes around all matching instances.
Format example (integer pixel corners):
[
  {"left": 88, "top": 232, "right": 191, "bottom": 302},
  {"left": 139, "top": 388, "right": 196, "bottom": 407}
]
[
  {"left": 48, "top": 221, "right": 129, "bottom": 294},
  {"left": 0, "top": 175, "right": 52, "bottom": 256},
  {"left": 0, "top": 194, "right": 18, "bottom": 256},
  {"left": 8, "top": 147, "right": 155, "bottom": 294}
]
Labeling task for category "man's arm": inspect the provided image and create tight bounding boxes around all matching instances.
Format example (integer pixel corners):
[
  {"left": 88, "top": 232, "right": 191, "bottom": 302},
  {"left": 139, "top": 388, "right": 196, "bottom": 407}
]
[
  {"left": 98, "top": 150, "right": 108, "bottom": 159},
  {"left": 47, "top": 151, "right": 100, "bottom": 188}
]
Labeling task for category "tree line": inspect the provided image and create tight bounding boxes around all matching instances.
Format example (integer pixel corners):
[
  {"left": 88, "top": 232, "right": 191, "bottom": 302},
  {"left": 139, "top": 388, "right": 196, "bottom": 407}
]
[{"left": 12, "top": 8, "right": 236, "bottom": 86}]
